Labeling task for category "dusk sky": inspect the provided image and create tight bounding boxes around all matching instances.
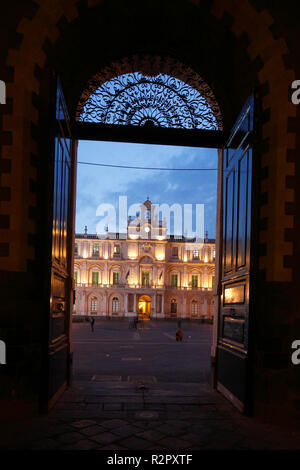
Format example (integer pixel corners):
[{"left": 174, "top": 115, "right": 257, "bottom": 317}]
[{"left": 75, "top": 140, "right": 218, "bottom": 239}]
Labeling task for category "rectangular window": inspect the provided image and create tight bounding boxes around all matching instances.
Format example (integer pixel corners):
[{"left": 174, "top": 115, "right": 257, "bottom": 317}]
[
  {"left": 192, "top": 275, "right": 198, "bottom": 288},
  {"left": 114, "top": 245, "right": 120, "bottom": 255},
  {"left": 113, "top": 272, "right": 120, "bottom": 285},
  {"left": 212, "top": 276, "right": 215, "bottom": 288},
  {"left": 193, "top": 249, "right": 199, "bottom": 259},
  {"left": 92, "top": 271, "right": 99, "bottom": 285},
  {"left": 171, "top": 274, "right": 178, "bottom": 287},
  {"left": 142, "top": 271, "right": 150, "bottom": 286},
  {"left": 74, "top": 271, "right": 78, "bottom": 284},
  {"left": 128, "top": 294, "right": 134, "bottom": 312},
  {"left": 156, "top": 294, "right": 162, "bottom": 313},
  {"left": 91, "top": 299, "right": 98, "bottom": 312},
  {"left": 172, "top": 246, "right": 178, "bottom": 258},
  {"left": 93, "top": 244, "right": 99, "bottom": 256},
  {"left": 74, "top": 243, "right": 78, "bottom": 255}
]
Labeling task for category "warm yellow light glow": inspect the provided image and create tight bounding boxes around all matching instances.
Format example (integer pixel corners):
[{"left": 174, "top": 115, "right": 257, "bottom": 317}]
[
  {"left": 156, "top": 255, "right": 164, "bottom": 261},
  {"left": 103, "top": 253, "right": 108, "bottom": 259},
  {"left": 82, "top": 252, "right": 88, "bottom": 259},
  {"left": 128, "top": 244, "right": 138, "bottom": 259},
  {"left": 204, "top": 256, "right": 208, "bottom": 263},
  {"left": 129, "top": 276, "right": 138, "bottom": 287},
  {"left": 129, "top": 234, "right": 138, "bottom": 240},
  {"left": 184, "top": 255, "right": 187, "bottom": 262}
]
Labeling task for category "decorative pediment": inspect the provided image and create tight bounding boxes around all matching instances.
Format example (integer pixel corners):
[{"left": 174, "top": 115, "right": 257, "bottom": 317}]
[
  {"left": 142, "top": 243, "right": 152, "bottom": 253},
  {"left": 140, "top": 256, "right": 152, "bottom": 264}
]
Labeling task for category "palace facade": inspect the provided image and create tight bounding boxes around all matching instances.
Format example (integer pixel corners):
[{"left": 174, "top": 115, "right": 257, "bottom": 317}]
[{"left": 74, "top": 199, "right": 216, "bottom": 320}]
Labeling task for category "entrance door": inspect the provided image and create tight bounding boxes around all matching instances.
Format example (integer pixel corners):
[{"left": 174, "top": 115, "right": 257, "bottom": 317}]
[
  {"left": 216, "top": 95, "right": 256, "bottom": 414},
  {"left": 138, "top": 295, "right": 151, "bottom": 319},
  {"left": 42, "top": 77, "right": 76, "bottom": 411}
]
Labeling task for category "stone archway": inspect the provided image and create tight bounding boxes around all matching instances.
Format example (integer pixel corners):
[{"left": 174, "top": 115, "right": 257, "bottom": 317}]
[
  {"left": 76, "top": 54, "right": 223, "bottom": 129},
  {"left": 138, "top": 294, "right": 151, "bottom": 319}
]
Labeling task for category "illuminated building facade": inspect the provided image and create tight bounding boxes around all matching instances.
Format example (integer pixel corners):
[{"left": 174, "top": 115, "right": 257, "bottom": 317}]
[{"left": 74, "top": 199, "right": 216, "bottom": 320}]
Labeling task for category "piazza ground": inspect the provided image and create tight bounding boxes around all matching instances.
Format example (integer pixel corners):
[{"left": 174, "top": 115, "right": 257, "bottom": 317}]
[
  {"left": 72, "top": 319, "right": 212, "bottom": 384},
  {"left": 0, "top": 319, "right": 299, "bottom": 451}
]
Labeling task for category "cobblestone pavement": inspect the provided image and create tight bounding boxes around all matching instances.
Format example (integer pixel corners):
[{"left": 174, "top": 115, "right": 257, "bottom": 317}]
[{"left": 0, "top": 320, "right": 299, "bottom": 450}]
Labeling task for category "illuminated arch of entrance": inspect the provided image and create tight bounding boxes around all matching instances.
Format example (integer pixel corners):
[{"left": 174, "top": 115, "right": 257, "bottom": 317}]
[
  {"left": 76, "top": 55, "right": 223, "bottom": 130},
  {"left": 138, "top": 295, "right": 151, "bottom": 318}
]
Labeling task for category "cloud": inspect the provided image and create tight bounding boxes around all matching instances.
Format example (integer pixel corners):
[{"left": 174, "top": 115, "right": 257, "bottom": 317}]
[{"left": 76, "top": 141, "right": 218, "bottom": 237}]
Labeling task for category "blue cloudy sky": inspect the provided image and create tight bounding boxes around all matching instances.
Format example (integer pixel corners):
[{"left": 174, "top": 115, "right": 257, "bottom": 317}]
[{"left": 75, "top": 140, "right": 218, "bottom": 238}]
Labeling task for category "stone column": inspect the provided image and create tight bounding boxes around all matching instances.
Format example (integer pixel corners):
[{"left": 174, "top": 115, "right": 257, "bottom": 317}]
[
  {"left": 102, "top": 261, "right": 106, "bottom": 285},
  {"left": 161, "top": 293, "right": 165, "bottom": 317},
  {"left": 153, "top": 264, "right": 157, "bottom": 286},
  {"left": 77, "top": 289, "right": 85, "bottom": 315},
  {"left": 151, "top": 294, "right": 156, "bottom": 319},
  {"left": 124, "top": 293, "right": 128, "bottom": 317},
  {"left": 202, "top": 295, "right": 208, "bottom": 318},
  {"left": 183, "top": 265, "right": 188, "bottom": 287},
  {"left": 203, "top": 266, "right": 208, "bottom": 289},
  {"left": 81, "top": 260, "right": 88, "bottom": 286},
  {"left": 105, "top": 291, "right": 109, "bottom": 318},
  {"left": 81, "top": 288, "right": 87, "bottom": 315},
  {"left": 182, "top": 295, "right": 187, "bottom": 319},
  {"left": 133, "top": 294, "right": 137, "bottom": 314}
]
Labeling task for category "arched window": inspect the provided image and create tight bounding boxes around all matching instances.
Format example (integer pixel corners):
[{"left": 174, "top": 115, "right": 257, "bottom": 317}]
[
  {"left": 191, "top": 300, "right": 198, "bottom": 316},
  {"left": 171, "top": 298, "right": 177, "bottom": 314},
  {"left": 91, "top": 296, "right": 98, "bottom": 312},
  {"left": 112, "top": 297, "right": 119, "bottom": 313},
  {"left": 78, "top": 72, "right": 218, "bottom": 130}
]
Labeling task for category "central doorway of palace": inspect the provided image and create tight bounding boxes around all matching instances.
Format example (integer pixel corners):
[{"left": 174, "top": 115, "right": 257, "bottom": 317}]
[{"left": 138, "top": 295, "right": 151, "bottom": 320}]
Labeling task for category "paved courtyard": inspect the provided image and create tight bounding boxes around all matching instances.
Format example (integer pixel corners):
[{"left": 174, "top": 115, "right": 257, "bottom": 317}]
[
  {"left": 72, "top": 318, "right": 212, "bottom": 384},
  {"left": 0, "top": 319, "right": 299, "bottom": 451}
]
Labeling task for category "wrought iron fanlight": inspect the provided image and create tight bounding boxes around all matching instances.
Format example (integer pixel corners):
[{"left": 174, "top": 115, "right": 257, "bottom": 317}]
[{"left": 78, "top": 72, "right": 218, "bottom": 130}]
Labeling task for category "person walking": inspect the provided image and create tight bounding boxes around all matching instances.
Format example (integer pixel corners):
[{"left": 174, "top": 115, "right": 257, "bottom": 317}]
[
  {"left": 176, "top": 328, "right": 184, "bottom": 342},
  {"left": 89, "top": 316, "right": 95, "bottom": 332}
]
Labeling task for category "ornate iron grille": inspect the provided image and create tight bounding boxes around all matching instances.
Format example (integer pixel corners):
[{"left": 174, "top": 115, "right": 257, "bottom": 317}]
[{"left": 78, "top": 72, "right": 218, "bottom": 130}]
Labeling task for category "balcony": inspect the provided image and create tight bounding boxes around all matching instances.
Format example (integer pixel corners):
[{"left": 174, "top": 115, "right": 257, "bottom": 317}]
[
  {"left": 166, "top": 285, "right": 211, "bottom": 291},
  {"left": 74, "top": 282, "right": 212, "bottom": 291}
]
